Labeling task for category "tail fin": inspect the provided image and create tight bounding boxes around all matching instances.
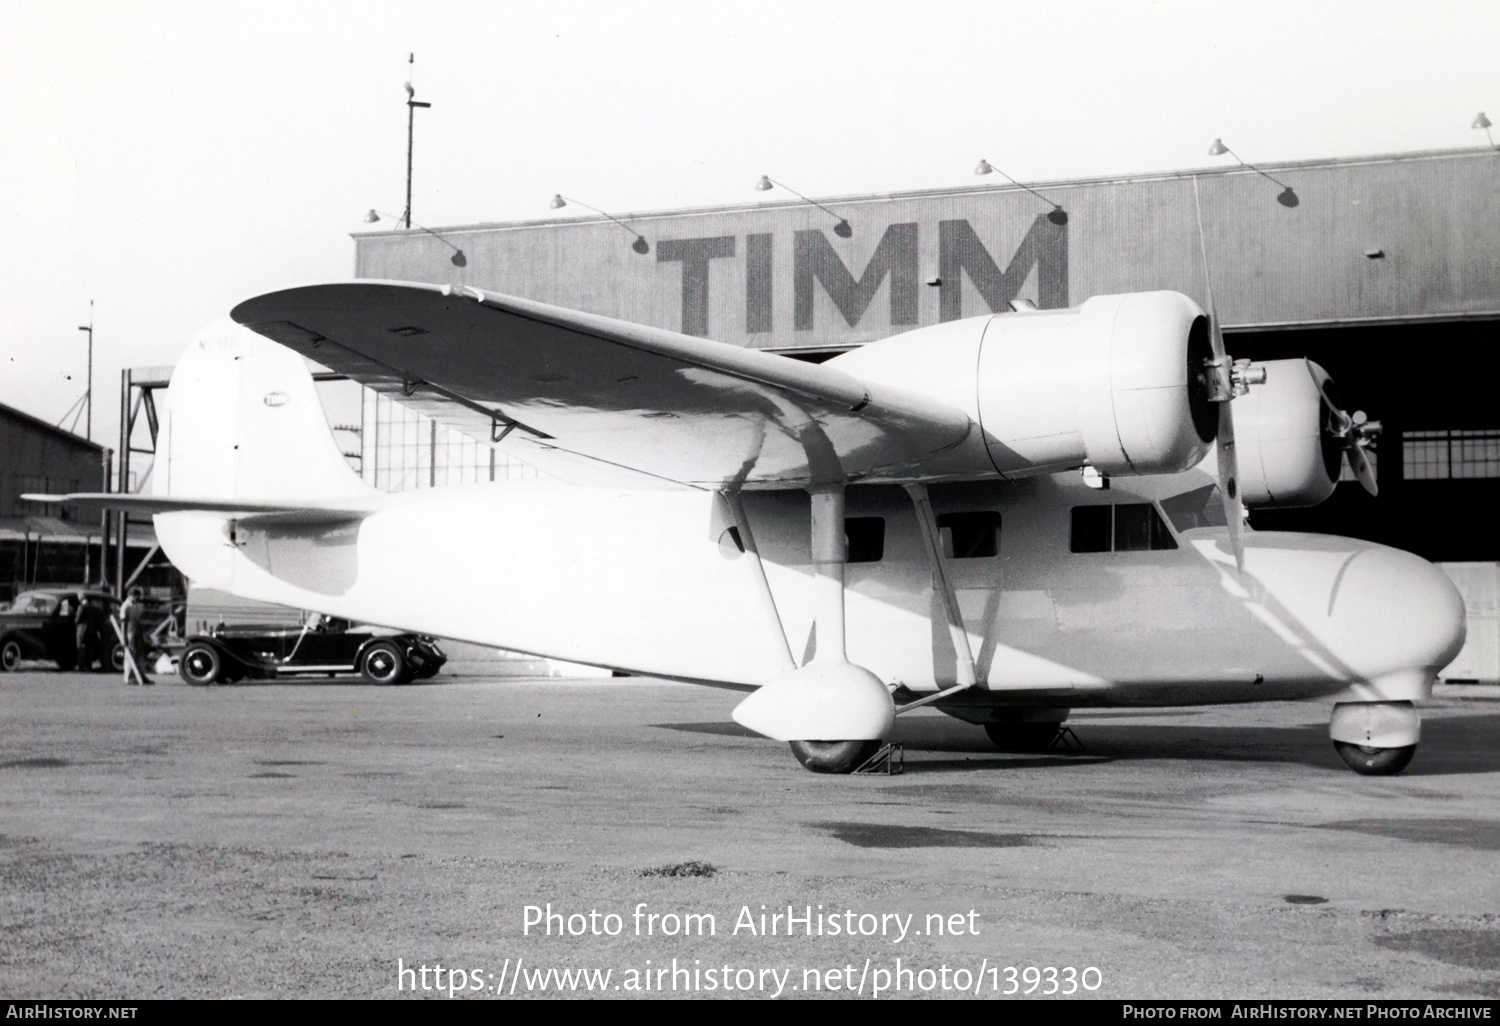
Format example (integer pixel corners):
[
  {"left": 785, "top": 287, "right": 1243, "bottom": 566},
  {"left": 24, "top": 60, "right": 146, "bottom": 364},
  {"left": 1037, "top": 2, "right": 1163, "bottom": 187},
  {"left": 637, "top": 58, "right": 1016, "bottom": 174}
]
[{"left": 159, "top": 319, "right": 372, "bottom": 503}]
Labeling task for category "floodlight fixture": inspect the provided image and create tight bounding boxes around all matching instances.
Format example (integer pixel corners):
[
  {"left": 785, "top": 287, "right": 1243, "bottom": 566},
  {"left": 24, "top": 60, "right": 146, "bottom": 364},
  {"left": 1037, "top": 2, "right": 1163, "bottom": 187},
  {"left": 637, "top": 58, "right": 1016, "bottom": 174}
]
[
  {"left": 549, "top": 195, "right": 650, "bottom": 253},
  {"left": 1474, "top": 112, "right": 1496, "bottom": 150},
  {"left": 755, "top": 175, "right": 852, "bottom": 237},
  {"left": 363, "top": 209, "right": 467, "bottom": 267},
  {"left": 973, "top": 158, "right": 1069, "bottom": 224},
  {"left": 1207, "top": 138, "right": 1299, "bottom": 207}
]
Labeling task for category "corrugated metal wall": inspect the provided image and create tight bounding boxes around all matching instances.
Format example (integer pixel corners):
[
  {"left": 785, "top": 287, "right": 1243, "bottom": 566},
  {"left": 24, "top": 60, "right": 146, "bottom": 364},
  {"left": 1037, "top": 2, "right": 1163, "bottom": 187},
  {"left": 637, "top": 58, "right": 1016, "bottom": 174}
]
[
  {"left": 0, "top": 408, "right": 106, "bottom": 518},
  {"left": 355, "top": 148, "right": 1500, "bottom": 350}
]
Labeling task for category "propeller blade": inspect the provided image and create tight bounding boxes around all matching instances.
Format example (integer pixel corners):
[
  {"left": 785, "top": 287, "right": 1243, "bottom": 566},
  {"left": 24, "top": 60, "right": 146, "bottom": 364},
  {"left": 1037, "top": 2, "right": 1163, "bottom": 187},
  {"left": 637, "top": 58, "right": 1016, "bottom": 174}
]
[
  {"left": 1208, "top": 313, "right": 1245, "bottom": 572},
  {"left": 1349, "top": 443, "right": 1378, "bottom": 497},
  {"left": 1305, "top": 360, "right": 1352, "bottom": 435},
  {"left": 1305, "top": 360, "right": 1378, "bottom": 494}
]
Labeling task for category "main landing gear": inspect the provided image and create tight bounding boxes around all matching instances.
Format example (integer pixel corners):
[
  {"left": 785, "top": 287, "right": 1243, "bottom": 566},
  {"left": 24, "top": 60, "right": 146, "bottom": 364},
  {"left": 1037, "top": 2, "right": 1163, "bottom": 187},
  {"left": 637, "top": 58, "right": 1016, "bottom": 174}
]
[
  {"left": 731, "top": 485, "right": 896, "bottom": 772},
  {"left": 732, "top": 482, "right": 990, "bottom": 774}
]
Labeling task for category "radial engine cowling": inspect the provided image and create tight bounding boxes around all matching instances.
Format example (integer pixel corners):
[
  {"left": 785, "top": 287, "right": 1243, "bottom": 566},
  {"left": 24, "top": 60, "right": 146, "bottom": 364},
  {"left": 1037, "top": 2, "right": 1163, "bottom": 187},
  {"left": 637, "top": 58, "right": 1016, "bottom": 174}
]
[
  {"left": 1231, "top": 358, "right": 1343, "bottom": 508},
  {"left": 976, "top": 291, "right": 1217, "bottom": 477}
]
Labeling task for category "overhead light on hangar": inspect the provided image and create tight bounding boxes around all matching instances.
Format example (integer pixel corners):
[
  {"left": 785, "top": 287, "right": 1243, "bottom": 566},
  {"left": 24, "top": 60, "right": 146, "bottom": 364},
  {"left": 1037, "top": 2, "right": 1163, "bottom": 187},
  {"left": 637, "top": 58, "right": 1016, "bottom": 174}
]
[
  {"left": 755, "top": 175, "right": 853, "bottom": 237},
  {"left": 1207, "top": 139, "right": 1300, "bottom": 208},
  {"left": 973, "top": 159, "right": 1069, "bottom": 225},
  {"left": 549, "top": 195, "right": 651, "bottom": 254},
  {"left": 1474, "top": 112, "right": 1496, "bottom": 150},
  {"left": 363, "top": 209, "right": 468, "bottom": 267}
]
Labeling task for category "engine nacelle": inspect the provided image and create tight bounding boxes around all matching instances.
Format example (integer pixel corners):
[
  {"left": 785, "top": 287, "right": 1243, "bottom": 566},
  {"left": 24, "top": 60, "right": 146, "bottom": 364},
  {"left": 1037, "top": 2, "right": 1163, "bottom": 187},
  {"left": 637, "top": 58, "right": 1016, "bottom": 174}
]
[
  {"left": 977, "top": 291, "right": 1216, "bottom": 477},
  {"left": 1232, "top": 358, "right": 1342, "bottom": 508},
  {"left": 830, "top": 291, "right": 1217, "bottom": 481}
]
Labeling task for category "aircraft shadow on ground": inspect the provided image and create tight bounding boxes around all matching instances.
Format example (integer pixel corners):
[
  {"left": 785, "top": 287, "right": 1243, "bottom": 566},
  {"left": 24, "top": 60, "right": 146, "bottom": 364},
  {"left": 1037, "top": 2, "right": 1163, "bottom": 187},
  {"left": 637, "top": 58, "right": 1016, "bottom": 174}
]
[
  {"left": 890, "top": 712, "right": 1500, "bottom": 777},
  {"left": 657, "top": 712, "right": 1500, "bottom": 777}
]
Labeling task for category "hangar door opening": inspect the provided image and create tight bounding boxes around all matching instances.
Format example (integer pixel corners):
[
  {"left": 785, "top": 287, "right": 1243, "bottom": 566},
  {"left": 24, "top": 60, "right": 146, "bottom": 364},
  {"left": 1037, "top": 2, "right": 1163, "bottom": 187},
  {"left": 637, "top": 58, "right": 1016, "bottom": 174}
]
[{"left": 1233, "top": 319, "right": 1500, "bottom": 564}]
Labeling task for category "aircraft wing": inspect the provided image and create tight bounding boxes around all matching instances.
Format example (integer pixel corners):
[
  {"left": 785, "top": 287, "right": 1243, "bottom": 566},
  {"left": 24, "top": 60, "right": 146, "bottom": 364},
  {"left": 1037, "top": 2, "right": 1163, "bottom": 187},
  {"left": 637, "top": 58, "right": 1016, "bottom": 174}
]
[{"left": 230, "top": 281, "right": 972, "bottom": 489}]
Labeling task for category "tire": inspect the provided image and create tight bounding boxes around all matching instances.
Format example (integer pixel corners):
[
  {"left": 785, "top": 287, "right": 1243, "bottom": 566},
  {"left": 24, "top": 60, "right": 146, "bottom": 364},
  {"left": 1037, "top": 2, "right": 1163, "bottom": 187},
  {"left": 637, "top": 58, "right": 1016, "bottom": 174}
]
[
  {"left": 0, "top": 639, "right": 21, "bottom": 672},
  {"left": 359, "top": 641, "right": 409, "bottom": 685},
  {"left": 984, "top": 722, "right": 1062, "bottom": 752},
  {"left": 107, "top": 642, "right": 126, "bottom": 673},
  {"left": 1334, "top": 741, "right": 1416, "bottom": 776},
  {"left": 179, "top": 643, "right": 223, "bottom": 686},
  {"left": 788, "top": 739, "right": 883, "bottom": 774}
]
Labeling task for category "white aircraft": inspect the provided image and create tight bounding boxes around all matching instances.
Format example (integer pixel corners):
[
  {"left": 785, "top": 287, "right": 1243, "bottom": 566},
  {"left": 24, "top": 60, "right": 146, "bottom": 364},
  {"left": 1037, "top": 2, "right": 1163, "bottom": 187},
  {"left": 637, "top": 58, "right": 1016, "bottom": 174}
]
[{"left": 31, "top": 282, "right": 1464, "bottom": 776}]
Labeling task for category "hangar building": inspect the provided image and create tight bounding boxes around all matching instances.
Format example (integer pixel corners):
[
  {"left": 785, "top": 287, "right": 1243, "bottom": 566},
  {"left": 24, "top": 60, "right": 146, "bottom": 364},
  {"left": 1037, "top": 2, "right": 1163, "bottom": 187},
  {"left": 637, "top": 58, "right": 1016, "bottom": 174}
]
[
  {"left": 0, "top": 402, "right": 110, "bottom": 601},
  {"left": 352, "top": 146, "right": 1500, "bottom": 570},
  {"left": 0, "top": 399, "right": 173, "bottom": 605}
]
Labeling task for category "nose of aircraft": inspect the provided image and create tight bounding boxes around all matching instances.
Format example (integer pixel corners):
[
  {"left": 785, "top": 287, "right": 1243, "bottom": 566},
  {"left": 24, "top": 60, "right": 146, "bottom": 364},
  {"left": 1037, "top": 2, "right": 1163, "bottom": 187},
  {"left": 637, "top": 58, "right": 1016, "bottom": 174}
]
[{"left": 1323, "top": 543, "right": 1467, "bottom": 683}]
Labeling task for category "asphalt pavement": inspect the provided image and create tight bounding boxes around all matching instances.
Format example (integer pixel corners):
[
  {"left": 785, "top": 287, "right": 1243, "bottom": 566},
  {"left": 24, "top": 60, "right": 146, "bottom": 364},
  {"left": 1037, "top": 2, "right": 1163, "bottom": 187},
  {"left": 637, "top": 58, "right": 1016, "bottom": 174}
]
[{"left": 2, "top": 670, "right": 1498, "bottom": 999}]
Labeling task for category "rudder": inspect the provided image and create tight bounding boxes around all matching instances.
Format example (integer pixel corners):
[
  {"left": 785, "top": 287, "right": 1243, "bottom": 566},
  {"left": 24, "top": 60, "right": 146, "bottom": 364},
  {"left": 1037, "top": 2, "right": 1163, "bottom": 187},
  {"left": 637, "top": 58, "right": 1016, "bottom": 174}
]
[{"left": 158, "top": 319, "right": 372, "bottom": 503}]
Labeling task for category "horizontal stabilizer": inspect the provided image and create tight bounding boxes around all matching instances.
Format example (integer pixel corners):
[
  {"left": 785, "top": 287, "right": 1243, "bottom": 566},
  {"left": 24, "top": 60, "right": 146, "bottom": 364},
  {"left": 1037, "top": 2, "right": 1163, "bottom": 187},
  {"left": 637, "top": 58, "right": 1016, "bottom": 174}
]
[{"left": 22, "top": 493, "right": 369, "bottom": 525}]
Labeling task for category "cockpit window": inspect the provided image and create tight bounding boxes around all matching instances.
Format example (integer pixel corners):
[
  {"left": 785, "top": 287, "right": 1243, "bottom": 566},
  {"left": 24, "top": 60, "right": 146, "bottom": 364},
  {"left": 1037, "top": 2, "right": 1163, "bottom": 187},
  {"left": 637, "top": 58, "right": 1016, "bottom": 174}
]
[
  {"left": 1159, "top": 484, "right": 1228, "bottom": 532},
  {"left": 1071, "top": 504, "right": 1177, "bottom": 553}
]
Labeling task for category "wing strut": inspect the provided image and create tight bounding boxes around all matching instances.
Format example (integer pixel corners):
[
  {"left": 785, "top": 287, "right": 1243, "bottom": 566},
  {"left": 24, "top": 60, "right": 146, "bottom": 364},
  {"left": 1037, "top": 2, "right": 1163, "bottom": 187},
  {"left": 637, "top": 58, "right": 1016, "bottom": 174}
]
[
  {"left": 901, "top": 483, "right": 979, "bottom": 693},
  {"left": 722, "top": 490, "right": 796, "bottom": 672}
]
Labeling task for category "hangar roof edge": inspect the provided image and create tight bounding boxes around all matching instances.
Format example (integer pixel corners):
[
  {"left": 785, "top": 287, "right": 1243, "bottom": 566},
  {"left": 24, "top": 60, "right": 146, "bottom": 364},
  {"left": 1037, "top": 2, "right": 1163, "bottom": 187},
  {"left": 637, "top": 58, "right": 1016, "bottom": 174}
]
[
  {"left": 352, "top": 146, "right": 1499, "bottom": 240},
  {"left": 0, "top": 401, "right": 106, "bottom": 455}
]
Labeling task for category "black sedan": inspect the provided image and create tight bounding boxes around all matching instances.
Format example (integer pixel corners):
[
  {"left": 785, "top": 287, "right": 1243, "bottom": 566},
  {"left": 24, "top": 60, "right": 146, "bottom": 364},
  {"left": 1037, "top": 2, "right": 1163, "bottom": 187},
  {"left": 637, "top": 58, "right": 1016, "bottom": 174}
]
[
  {"left": 178, "top": 614, "right": 446, "bottom": 685},
  {"left": 0, "top": 588, "right": 125, "bottom": 672}
]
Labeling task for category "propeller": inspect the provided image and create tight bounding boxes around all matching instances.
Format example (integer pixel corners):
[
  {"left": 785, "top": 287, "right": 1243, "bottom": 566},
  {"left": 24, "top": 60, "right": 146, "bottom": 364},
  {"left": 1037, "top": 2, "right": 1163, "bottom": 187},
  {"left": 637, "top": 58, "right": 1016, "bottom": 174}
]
[
  {"left": 1306, "top": 363, "right": 1381, "bottom": 496},
  {"left": 1200, "top": 313, "right": 1263, "bottom": 572},
  {"left": 1190, "top": 175, "right": 1265, "bottom": 571}
]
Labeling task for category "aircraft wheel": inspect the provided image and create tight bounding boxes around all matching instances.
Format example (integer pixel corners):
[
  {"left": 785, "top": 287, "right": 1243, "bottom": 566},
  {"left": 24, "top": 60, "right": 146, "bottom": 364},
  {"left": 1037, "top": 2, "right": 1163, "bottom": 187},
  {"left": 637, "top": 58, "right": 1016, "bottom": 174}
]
[
  {"left": 0, "top": 639, "right": 21, "bottom": 672},
  {"left": 179, "top": 643, "right": 222, "bottom": 686},
  {"left": 984, "top": 722, "right": 1061, "bottom": 752},
  {"left": 788, "top": 739, "right": 883, "bottom": 774},
  {"left": 1333, "top": 741, "right": 1416, "bottom": 776},
  {"left": 359, "top": 641, "right": 409, "bottom": 685}
]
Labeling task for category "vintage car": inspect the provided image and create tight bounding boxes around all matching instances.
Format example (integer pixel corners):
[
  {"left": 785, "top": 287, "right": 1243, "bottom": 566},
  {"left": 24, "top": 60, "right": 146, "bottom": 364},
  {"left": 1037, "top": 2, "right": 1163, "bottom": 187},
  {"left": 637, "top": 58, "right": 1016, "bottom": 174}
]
[
  {"left": 177, "top": 614, "right": 446, "bottom": 685},
  {"left": 0, "top": 588, "right": 126, "bottom": 672}
]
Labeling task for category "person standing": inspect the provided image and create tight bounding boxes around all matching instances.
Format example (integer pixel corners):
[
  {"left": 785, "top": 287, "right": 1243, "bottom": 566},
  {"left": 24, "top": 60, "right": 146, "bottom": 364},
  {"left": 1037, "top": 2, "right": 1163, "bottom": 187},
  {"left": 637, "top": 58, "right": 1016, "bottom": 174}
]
[
  {"left": 120, "top": 587, "right": 153, "bottom": 685},
  {"left": 73, "top": 596, "right": 96, "bottom": 671}
]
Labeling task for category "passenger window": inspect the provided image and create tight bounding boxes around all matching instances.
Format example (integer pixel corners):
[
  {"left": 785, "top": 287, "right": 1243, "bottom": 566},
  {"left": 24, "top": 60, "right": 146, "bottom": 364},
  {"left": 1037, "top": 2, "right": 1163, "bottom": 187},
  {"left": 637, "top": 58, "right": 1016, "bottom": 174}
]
[
  {"left": 845, "top": 517, "right": 885, "bottom": 563},
  {"left": 1070, "top": 505, "right": 1113, "bottom": 553},
  {"left": 1070, "top": 504, "right": 1177, "bottom": 553},
  {"left": 1114, "top": 503, "right": 1176, "bottom": 551},
  {"left": 936, "top": 511, "right": 1001, "bottom": 558}
]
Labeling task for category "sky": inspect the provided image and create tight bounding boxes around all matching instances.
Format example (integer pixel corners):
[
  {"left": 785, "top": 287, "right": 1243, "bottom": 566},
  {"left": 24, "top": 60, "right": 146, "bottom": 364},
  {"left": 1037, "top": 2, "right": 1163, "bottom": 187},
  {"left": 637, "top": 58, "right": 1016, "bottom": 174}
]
[{"left": 3, "top": 0, "right": 1498, "bottom": 450}]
